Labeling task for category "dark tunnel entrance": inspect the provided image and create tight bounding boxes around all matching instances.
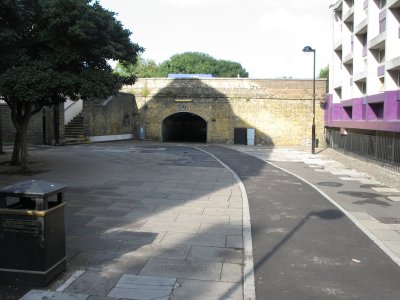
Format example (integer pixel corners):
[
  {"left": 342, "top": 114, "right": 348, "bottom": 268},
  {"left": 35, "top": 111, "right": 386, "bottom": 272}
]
[{"left": 162, "top": 112, "right": 207, "bottom": 143}]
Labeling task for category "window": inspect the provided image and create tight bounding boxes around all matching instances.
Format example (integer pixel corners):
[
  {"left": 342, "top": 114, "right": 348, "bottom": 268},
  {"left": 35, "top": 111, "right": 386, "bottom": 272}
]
[
  {"left": 343, "top": 106, "right": 353, "bottom": 119},
  {"left": 379, "top": 0, "right": 386, "bottom": 9},
  {"left": 344, "top": 62, "right": 353, "bottom": 75},
  {"left": 362, "top": 34, "right": 367, "bottom": 57},
  {"left": 369, "top": 102, "right": 384, "bottom": 119},
  {"left": 379, "top": 77, "right": 385, "bottom": 91},
  {"left": 378, "top": 49, "right": 385, "bottom": 63},
  {"left": 345, "top": 21, "right": 354, "bottom": 31},
  {"left": 334, "top": 87, "right": 342, "bottom": 100},
  {"left": 379, "top": 9, "right": 386, "bottom": 33},
  {"left": 361, "top": 82, "right": 367, "bottom": 95},
  {"left": 356, "top": 81, "right": 367, "bottom": 95}
]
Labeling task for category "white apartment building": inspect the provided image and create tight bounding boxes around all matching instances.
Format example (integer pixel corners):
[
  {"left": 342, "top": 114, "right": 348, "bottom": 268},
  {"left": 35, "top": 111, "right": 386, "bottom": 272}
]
[{"left": 326, "top": 0, "right": 400, "bottom": 133}]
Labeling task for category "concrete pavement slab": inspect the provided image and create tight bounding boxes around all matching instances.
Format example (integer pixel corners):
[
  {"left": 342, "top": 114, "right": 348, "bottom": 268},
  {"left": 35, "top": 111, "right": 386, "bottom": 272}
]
[
  {"left": 369, "top": 229, "right": 400, "bottom": 241},
  {"left": 64, "top": 271, "right": 120, "bottom": 297},
  {"left": 124, "top": 211, "right": 178, "bottom": 222},
  {"left": 152, "top": 205, "right": 204, "bottom": 214},
  {"left": 66, "top": 236, "right": 123, "bottom": 254},
  {"left": 20, "top": 290, "right": 89, "bottom": 300},
  {"left": 171, "top": 279, "right": 243, "bottom": 300},
  {"left": 116, "top": 274, "right": 176, "bottom": 287},
  {"left": 183, "top": 200, "right": 229, "bottom": 208},
  {"left": 198, "top": 224, "right": 242, "bottom": 235},
  {"left": 108, "top": 274, "right": 176, "bottom": 300},
  {"left": 161, "top": 232, "right": 227, "bottom": 247},
  {"left": 226, "top": 236, "right": 244, "bottom": 249},
  {"left": 139, "top": 258, "right": 222, "bottom": 280},
  {"left": 118, "top": 243, "right": 191, "bottom": 259},
  {"left": 69, "top": 252, "right": 148, "bottom": 274},
  {"left": 202, "top": 207, "right": 242, "bottom": 217},
  {"left": 175, "top": 214, "right": 229, "bottom": 224},
  {"left": 221, "top": 263, "right": 243, "bottom": 283},
  {"left": 138, "top": 220, "right": 201, "bottom": 233},
  {"left": 188, "top": 246, "right": 243, "bottom": 263}
]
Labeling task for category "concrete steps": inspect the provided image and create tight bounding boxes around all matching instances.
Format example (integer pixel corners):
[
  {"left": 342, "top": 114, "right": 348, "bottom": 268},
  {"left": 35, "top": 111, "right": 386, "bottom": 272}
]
[{"left": 64, "top": 114, "right": 89, "bottom": 145}]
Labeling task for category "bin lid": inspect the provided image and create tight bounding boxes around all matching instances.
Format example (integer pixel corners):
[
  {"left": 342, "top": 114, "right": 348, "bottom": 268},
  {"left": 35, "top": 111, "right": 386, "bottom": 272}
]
[{"left": 0, "top": 180, "right": 67, "bottom": 198}]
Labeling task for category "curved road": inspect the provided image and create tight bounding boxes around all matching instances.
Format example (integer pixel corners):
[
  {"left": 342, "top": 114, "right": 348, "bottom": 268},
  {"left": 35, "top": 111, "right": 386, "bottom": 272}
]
[{"left": 202, "top": 145, "right": 400, "bottom": 299}]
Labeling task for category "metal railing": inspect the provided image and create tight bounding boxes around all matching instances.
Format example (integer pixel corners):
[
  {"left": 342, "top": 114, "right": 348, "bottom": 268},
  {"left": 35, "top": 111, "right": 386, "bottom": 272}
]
[{"left": 325, "top": 129, "right": 400, "bottom": 172}]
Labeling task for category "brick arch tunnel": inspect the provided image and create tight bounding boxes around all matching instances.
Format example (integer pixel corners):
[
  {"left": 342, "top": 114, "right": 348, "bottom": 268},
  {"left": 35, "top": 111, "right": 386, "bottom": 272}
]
[{"left": 162, "top": 112, "right": 207, "bottom": 143}]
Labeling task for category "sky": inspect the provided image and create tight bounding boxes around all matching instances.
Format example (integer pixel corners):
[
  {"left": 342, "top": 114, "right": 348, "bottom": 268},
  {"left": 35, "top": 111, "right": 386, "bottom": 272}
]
[{"left": 98, "top": 0, "right": 335, "bottom": 79}]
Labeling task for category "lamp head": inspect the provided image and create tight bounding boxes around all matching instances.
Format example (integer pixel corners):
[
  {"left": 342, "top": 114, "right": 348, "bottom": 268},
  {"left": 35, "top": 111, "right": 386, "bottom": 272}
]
[{"left": 302, "top": 46, "right": 315, "bottom": 52}]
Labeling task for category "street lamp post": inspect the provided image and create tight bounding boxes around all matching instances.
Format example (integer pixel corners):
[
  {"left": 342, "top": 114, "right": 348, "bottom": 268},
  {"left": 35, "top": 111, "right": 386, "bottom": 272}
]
[{"left": 302, "top": 46, "right": 316, "bottom": 154}]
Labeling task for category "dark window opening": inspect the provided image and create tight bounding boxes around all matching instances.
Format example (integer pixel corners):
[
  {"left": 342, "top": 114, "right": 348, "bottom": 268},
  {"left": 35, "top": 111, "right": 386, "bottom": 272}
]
[
  {"left": 162, "top": 112, "right": 207, "bottom": 143},
  {"left": 343, "top": 106, "right": 353, "bottom": 119},
  {"left": 334, "top": 87, "right": 342, "bottom": 100},
  {"left": 369, "top": 102, "right": 384, "bottom": 119}
]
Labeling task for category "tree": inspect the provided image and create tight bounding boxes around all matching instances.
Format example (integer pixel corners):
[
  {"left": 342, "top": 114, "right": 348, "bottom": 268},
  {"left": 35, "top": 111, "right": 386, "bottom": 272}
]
[
  {"left": 0, "top": 0, "right": 143, "bottom": 169},
  {"left": 318, "top": 65, "right": 329, "bottom": 78},
  {"left": 114, "top": 56, "right": 160, "bottom": 78},
  {"left": 158, "top": 52, "right": 249, "bottom": 78}
]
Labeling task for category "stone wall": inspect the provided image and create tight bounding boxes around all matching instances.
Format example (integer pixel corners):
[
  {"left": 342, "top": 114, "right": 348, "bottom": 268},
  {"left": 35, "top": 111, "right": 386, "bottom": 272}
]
[
  {"left": 83, "top": 93, "right": 139, "bottom": 138},
  {"left": 122, "top": 78, "right": 327, "bottom": 146},
  {"left": 1, "top": 103, "right": 64, "bottom": 145}
]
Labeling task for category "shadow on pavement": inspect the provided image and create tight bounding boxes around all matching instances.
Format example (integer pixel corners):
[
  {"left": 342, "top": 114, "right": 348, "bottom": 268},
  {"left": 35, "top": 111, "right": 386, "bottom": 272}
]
[{"left": 0, "top": 141, "right": 265, "bottom": 299}]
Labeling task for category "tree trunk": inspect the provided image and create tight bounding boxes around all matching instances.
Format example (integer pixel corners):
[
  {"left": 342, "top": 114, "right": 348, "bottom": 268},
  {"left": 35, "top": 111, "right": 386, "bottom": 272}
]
[
  {"left": 10, "top": 102, "right": 34, "bottom": 169},
  {"left": 11, "top": 127, "right": 29, "bottom": 170},
  {"left": 11, "top": 132, "right": 21, "bottom": 165}
]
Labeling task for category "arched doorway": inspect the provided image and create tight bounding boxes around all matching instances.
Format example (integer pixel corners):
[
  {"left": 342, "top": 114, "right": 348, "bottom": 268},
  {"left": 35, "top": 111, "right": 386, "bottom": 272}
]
[{"left": 162, "top": 112, "right": 207, "bottom": 143}]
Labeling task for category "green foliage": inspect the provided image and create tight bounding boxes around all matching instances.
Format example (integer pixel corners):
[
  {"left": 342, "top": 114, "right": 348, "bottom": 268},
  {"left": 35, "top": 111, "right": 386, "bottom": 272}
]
[
  {"left": 0, "top": 0, "right": 143, "bottom": 106},
  {"left": 114, "top": 56, "right": 160, "bottom": 78},
  {"left": 140, "top": 87, "right": 150, "bottom": 98},
  {"left": 318, "top": 65, "right": 329, "bottom": 78},
  {"left": 0, "top": 0, "right": 143, "bottom": 166},
  {"left": 158, "top": 52, "right": 249, "bottom": 78},
  {"left": 114, "top": 52, "right": 249, "bottom": 78}
]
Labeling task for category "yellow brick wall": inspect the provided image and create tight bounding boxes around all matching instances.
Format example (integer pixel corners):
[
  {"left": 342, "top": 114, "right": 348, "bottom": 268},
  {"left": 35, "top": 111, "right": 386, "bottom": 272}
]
[{"left": 122, "top": 78, "right": 327, "bottom": 146}]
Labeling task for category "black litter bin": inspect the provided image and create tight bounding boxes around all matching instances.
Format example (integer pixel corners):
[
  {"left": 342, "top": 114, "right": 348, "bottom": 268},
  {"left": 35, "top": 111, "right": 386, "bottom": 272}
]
[{"left": 0, "top": 180, "right": 67, "bottom": 286}]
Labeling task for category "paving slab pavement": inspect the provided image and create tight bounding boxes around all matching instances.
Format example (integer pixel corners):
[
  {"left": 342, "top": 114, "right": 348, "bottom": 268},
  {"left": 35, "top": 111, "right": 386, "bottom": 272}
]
[
  {"left": 1, "top": 142, "right": 400, "bottom": 299},
  {"left": 0, "top": 142, "right": 245, "bottom": 300}
]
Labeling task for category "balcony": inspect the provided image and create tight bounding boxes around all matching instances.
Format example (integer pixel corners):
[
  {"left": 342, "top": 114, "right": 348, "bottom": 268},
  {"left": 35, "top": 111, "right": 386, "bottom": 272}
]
[
  {"left": 353, "top": 70, "right": 367, "bottom": 82},
  {"left": 386, "top": 56, "right": 400, "bottom": 71},
  {"left": 368, "top": 32, "right": 386, "bottom": 49},
  {"left": 355, "top": 18, "right": 368, "bottom": 34},
  {"left": 343, "top": 6, "right": 355, "bottom": 22},
  {"left": 334, "top": 39, "right": 343, "bottom": 50},
  {"left": 333, "top": 81, "right": 343, "bottom": 89},
  {"left": 343, "top": 52, "right": 354, "bottom": 64}
]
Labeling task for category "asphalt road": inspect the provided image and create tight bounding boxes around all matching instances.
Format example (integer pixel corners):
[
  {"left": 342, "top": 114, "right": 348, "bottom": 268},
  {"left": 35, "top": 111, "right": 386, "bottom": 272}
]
[{"left": 203, "top": 145, "right": 400, "bottom": 300}]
